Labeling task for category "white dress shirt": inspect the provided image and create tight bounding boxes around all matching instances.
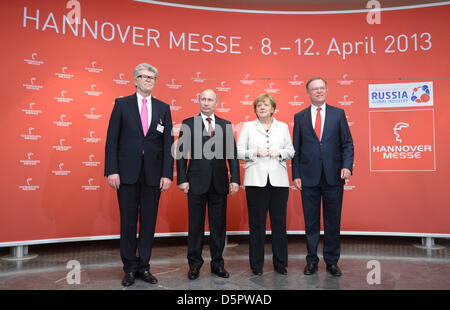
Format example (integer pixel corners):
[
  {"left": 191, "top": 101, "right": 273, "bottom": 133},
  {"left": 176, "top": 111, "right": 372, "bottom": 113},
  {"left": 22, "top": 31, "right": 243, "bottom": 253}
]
[
  {"left": 200, "top": 112, "right": 215, "bottom": 134},
  {"left": 136, "top": 93, "right": 152, "bottom": 130},
  {"left": 311, "top": 103, "right": 326, "bottom": 140}
]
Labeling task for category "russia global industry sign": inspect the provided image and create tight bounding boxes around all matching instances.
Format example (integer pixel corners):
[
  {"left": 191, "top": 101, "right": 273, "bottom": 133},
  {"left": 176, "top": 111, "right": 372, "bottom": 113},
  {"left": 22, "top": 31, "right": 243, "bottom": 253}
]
[
  {"left": 368, "top": 81, "right": 433, "bottom": 108},
  {"left": 368, "top": 81, "right": 436, "bottom": 172}
]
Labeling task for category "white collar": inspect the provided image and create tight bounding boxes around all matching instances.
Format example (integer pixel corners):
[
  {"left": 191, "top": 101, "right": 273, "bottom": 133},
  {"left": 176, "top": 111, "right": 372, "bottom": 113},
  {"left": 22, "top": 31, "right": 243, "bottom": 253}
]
[
  {"left": 312, "top": 103, "right": 326, "bottom": 111},
  {"left": 200, "top": 113, "right": 215, "bottom": 121},
  {"left": 136, "top": 93, "right": 152, "bottom": 104},
  {"left": 255, "top": 117, "right": 277, "bottom": 126}
]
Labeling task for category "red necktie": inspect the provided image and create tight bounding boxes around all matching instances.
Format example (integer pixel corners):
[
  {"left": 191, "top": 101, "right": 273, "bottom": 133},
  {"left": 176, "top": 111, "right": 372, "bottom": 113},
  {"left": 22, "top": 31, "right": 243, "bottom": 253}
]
[
  {"left": 314, "top": 107, "right": 321, "bottom": 141},
  {"left": 141, "top": 98, "right": 148, "bottom": 136},
  {"left": 206, "top": 117, "right": 214, "bottom": 138}
]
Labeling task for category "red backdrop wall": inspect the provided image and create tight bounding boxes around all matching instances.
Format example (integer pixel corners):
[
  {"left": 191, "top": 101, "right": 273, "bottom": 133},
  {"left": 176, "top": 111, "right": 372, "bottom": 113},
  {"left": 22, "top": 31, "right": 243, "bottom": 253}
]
[{"left": 1, "top": 0, "right": 449, "bottom": 245}]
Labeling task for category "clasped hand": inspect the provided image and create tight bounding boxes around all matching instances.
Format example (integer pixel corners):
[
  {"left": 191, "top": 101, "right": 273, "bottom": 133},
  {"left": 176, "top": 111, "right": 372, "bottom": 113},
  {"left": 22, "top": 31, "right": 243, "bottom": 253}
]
[{"left": 256, "top": 148, "right": 280, "bottom": 158}]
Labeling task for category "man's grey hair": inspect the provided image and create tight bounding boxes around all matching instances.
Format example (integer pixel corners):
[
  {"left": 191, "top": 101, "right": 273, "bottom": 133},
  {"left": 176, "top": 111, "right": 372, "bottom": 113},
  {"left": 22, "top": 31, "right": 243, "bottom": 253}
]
[{"left": 134, "top": 63, "right": 158, "bottom": 80}]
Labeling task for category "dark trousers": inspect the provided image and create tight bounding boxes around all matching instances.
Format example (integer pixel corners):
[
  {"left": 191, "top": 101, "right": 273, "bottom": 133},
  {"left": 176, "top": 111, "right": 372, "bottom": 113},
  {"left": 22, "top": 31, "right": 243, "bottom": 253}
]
[
  {"left": 117, "top": 164, "right": 161, "bottom": 273},
  {"left": 245, "top": 179, "right": 289, "bottom": 271},
  {"left": 187, "top": 183, "right": 227, "bottom": 271},
  {"left": 301, "top": 169, "right": 343, "bottom": 265}
]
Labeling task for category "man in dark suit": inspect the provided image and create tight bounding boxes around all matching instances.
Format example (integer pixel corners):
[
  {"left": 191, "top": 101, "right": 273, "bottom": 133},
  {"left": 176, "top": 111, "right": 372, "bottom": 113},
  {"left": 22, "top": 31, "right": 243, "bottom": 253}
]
[
  {"left": 176, "top": 89, "right": 240, "bottom": 280},
  {"left": 105, "top": 63, "right": 173, "bottom": 286},
  {"left": 292, "top": 77, "right": 354, "bottom": 277}
]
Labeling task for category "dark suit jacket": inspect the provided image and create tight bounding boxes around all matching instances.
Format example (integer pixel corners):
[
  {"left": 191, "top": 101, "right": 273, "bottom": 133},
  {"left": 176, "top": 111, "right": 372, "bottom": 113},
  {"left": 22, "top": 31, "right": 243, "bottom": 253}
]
[
  {"left": 176, "top": 114, "right": 240, "bottom": 195},
  {"left": 104, "top": 93, "right": 173, "bottom": 186},
  {"left": 292, "top": 104, "right": 354, "bottom": 187}
]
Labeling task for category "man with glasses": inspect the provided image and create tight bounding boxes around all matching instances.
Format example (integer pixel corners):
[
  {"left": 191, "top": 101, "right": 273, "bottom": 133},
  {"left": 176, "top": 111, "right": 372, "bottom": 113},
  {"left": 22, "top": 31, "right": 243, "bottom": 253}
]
[
  {"left": 292, "top": 77, "right": 354, "bottom": 277},
  {"left": 105, "top": 63, "right": 173, "bottom": 286}
]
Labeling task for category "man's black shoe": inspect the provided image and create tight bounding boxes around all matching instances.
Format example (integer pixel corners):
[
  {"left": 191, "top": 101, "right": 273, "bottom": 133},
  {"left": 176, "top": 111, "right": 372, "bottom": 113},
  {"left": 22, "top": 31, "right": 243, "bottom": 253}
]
[
  {"left": 121, "top": 272, "right": 136, "bottom": 287},
  {"left": 188, "top": 268, "right": 200, "bottom": 280},
  {"left": 274, "top": 266, "right": 288, "bottom": 275},
  {"left": 211, "top": 267, "right": 230, "bottom": 278},
  {"left": 326, "top": 264, "right": 342, "bottom": 277},
  {"left": 138, "top": 270, "right": 158, "bottom": 284},
  {"left": 303, "top": 264, "right": 318, "bottom": 275}
]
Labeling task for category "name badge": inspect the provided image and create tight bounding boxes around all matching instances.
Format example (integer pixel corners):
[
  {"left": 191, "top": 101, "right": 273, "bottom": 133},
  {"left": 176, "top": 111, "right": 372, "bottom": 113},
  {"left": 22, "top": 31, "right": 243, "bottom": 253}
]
[{"left": 157, "top": 124, "right": 164, "bottom": 133}]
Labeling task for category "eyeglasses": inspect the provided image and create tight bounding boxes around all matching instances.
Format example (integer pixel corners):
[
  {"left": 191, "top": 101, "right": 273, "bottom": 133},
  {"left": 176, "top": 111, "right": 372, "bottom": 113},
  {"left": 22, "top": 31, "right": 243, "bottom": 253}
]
[
  {"left": 137, "top": 74, "right": 156, "bottom": 81},
  {"left": 309, "top": 86, "right": 327, "bottom": 92}
]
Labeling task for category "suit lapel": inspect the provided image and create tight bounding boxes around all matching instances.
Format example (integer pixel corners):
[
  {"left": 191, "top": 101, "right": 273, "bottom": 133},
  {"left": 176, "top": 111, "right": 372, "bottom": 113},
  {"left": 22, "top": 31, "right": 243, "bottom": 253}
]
[
  {"left": 128, "top": 93, "right": 143, "bottom": 135},
  {"left": 321, "top": 104, "right": 331, "bottom": 140},
  {"left": 268, "top": 118, "right": 280, "bottom": 134},
  {"left": 149, "top": 97, "right": 160, "bottom": 135},
  {"left": 213, "top": 117, "right": 225, "bottom": 155},
  {"left": 303, "top": 106, "right": 316, "bottom": 138},
  {"left": 195, "top": 114, "right": 209, "bottom": 141},
  {"left": 254, "top": 119, "right": 268, "bottom": 136},
  {"left": 215, "top": 116, "right": 225, "bottom": 135}
]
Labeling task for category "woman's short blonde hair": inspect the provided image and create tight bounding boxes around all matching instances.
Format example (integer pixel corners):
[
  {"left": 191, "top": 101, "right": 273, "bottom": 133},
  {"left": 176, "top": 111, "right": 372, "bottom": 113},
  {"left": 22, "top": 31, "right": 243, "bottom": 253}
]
[{"left": 253, "top": 93, "right": 276, "bottom": 116}]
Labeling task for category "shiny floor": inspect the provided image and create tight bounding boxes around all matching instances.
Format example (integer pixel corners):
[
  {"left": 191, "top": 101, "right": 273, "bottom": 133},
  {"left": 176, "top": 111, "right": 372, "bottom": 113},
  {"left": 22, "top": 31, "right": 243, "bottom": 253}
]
[{"left": 0, "top": 235, "right": 449, "bottom": 290}]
